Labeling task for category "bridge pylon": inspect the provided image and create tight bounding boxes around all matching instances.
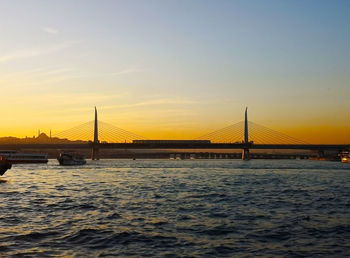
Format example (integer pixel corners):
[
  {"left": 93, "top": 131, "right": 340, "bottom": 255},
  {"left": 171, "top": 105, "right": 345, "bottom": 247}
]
[
  {"left": 91, "top": 106, "right": 100, "bottom": 160},
  {"left": 242, "top": 107, "right": 250, "bottom": 160}
]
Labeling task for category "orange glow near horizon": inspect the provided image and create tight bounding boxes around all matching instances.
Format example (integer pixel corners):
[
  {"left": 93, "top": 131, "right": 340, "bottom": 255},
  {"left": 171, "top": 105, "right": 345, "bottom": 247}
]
[{"left": 1, "top": 122, "right": 349, "bottom": 144}]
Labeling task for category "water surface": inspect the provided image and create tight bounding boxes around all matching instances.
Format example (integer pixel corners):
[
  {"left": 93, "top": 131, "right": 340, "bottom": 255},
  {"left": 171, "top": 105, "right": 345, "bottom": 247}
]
[{"left": 1, "top": 160, "right": 349, "bottom": 256}]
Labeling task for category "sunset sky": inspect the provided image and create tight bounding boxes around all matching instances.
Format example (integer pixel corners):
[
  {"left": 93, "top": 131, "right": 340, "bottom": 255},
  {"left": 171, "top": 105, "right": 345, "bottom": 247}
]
[{"left": 1, "top": 0, "right": 349, "bottom": 143}]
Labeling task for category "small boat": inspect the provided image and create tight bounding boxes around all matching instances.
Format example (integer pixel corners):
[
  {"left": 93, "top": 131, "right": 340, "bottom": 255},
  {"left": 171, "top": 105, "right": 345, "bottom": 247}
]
[
  {"left": 340, "top": 151, "right": 350, "bottom": 163},
  {"left": 57, "top": 151, "right": 86, "bottom": 166},
  {"left": 0, "top": 159, "right": 12, "bottom": 176}
]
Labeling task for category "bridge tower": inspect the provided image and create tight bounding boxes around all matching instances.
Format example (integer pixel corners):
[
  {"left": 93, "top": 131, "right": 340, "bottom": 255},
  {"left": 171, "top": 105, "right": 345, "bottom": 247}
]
[
  {"left": 242, "top": 107, "right": 250, "bottom": 160},
  {"left": 91, "top": 106, "right": 100, "bottom": 160}
]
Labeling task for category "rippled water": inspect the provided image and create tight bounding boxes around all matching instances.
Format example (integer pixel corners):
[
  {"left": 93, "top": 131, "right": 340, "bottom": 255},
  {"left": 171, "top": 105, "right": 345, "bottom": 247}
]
[{"left": 1, "top": 159, "right": 349, "bottom": 256}]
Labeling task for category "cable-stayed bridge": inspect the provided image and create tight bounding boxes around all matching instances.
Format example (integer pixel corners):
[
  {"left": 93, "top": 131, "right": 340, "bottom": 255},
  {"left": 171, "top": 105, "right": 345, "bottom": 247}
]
[
  {"left": 1, "top": 107, "right": 349, "bottom": 160},
  {"left": 54, "top": 117, "right": 306, "bottom": 145}
]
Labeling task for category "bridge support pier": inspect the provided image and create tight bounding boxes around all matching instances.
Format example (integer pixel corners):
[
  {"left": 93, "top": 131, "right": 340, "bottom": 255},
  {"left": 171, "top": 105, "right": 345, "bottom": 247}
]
[
  {"left": 317, "top": 150, "right": 325, "bottom": 159},
  {"left": 242, "top": 148, "right": 250, "bottom": 160},
  {"left": 242, "top": 107, "right": 250, "bottom": 161},
  {"left": 91, "top": 106, "right": 100, "bottom": 160},
  {"left": 91, "top": 144, "right": 99, "bottom": 160}
]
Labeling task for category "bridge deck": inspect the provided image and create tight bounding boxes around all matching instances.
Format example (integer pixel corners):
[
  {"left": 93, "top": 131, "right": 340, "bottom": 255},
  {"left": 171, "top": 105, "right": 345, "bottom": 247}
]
[{"left": 0, "top": 143, "right": 348, "bottom": 151}]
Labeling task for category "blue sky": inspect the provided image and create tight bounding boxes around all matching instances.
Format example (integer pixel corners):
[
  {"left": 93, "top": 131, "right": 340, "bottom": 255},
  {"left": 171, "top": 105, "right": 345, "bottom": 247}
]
[{"left": 0, "top": 0, "right": 349, "bottom": 142}]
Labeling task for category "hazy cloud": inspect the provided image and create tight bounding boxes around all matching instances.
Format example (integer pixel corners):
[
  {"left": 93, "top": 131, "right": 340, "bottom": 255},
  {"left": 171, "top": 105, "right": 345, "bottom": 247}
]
[
  {"left": 41, "top": 27, "right": 59, "bottom": 34},
  {"left": 112, "top": 68, "right": 140, "bottom": 76},
  {"left": 76, "top": 67, "right": 143, "bottom": 78},
  {"left": 0, "top": 41, "right": 79, "bottom": 63},
  {"left": 103, "top": 98, "right": 198, "bottom": 110}
]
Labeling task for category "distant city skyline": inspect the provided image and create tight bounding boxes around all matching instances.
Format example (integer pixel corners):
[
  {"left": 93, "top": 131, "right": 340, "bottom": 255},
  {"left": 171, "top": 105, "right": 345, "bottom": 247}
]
[{"left": 1, "top": 0, "right": 349, "bottom": 143}]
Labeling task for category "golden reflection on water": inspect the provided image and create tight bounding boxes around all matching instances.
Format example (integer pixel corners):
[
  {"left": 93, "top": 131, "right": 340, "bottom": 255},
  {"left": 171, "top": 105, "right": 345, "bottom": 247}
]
[{"left": 0, "top": 178, "right": 8, "bottom": 183}]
